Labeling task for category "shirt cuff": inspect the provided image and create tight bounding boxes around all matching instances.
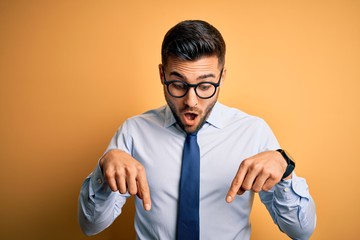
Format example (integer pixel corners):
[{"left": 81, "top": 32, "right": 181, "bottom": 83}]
[
  {"left": 274, "top": 172, "right": 310, "bottom": 201},
  {"left": 89, "top": 161, "right": 112, "bottom": 197},
  {"left": 274, "top": 172, "right": 314, "bottom": 231}
]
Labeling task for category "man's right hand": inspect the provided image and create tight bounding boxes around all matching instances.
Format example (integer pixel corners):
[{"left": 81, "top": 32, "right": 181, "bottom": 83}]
[{"left": 100, "top": 149, "right": 152, "bottom": 211}]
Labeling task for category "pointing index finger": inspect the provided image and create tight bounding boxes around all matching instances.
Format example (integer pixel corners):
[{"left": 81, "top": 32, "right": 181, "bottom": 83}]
[
  {"left": 226, "top": 163, "right": 248, "bottom": 203},
  {"left": 136, "top": 170, "right": 152, "bottom": 211}
]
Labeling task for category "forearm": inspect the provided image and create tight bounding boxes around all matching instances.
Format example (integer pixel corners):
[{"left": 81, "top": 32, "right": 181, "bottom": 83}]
[
  {"left": 78, "top": 163, "right": 128, "bottom": 236},
  {"left": 260, "top": 173, "right": 316, "bottom": 239}
]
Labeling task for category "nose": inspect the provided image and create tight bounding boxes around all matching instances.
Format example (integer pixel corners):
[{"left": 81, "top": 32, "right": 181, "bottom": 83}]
[{"left": 184, "top": 87, "right": 198, "bottom": 107}]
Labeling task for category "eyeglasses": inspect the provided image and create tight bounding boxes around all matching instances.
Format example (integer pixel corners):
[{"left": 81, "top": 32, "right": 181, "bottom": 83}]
[{"left": 162, "top": 68, "right": 223, "bottom": 99}]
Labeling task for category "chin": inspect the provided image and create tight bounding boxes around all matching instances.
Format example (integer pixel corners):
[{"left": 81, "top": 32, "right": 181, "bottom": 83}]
[
  {"left": 184, "top": 127, "right": 197, "bottom": 134},
  {"left": 183, "top": 121, "right": 203, "bottom": 134}
]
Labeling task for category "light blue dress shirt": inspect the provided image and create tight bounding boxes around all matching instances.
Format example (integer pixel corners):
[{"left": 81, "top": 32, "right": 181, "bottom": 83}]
[{"left": 78, "top": 102, "right": 316, "bottom": 239}]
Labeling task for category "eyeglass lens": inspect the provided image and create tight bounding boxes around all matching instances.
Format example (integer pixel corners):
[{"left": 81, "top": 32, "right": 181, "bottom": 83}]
[{"left": 168, "top": 82, "right": 216, "bottom": 98}]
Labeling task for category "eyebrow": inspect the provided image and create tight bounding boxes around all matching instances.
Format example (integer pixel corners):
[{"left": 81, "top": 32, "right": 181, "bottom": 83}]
[{"left": 169, "top": 71, "right": 216, "bottom": 80}]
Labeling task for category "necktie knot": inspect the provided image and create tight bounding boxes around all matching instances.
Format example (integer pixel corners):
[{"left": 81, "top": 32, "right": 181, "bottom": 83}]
[{"left": 186, "top": 133, "right": 197, "bottom": 144}]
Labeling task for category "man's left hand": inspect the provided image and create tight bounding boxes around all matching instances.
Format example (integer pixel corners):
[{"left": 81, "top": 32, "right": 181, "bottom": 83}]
[{"left": 226, "top": 150, "right": 288, "bottom": 203}]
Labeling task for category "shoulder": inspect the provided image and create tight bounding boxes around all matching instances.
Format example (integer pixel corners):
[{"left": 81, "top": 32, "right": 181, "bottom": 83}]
[
  {"left": 217, "top": 103, "right": 279, "bottom": 149},
  {"left": 216, "top": 102, "right": 267, "bottom": 127},
  {"left": 125, "top": 105, "right": 165, "bottom": 120},
  {"left": 122, "top": 105, "right": 167, "bottom": 129}
]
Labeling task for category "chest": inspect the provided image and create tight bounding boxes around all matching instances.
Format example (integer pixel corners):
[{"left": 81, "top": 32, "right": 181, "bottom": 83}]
[{"left": 131, "top": 126, "right": 262, "bottom": 199}]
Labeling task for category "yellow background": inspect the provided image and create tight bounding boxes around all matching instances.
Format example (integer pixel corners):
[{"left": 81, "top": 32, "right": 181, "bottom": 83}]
[{"left": 1, "top": 0, "right": 359, "bottom": 239}]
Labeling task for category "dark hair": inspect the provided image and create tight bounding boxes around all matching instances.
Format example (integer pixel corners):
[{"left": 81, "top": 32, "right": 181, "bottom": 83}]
[{"left": 161, "top": 20, "right": 226, "bottom": 68}]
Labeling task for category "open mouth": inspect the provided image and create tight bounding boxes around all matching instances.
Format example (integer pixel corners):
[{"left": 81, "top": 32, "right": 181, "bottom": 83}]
[
  {"left": 185, "top": 113, "right": 198, "bottom": 121},
  {"left": 182, "top": 112, "right": 199, "bottom": 126}
]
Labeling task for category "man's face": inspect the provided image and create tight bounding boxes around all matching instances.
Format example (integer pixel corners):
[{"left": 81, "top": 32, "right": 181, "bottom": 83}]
[{"left": 160, "top": 56, "right": 226, "bottom": 133}]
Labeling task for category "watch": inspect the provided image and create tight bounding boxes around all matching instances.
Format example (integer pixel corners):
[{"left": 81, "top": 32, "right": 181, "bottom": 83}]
[{"left": 276, "top": 149, "right": 296, "bottom": 179}]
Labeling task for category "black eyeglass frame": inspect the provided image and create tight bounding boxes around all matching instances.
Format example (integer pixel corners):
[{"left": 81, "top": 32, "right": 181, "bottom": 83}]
[{"left": 162, "top": 67, "right": 224, "bottom": 99}]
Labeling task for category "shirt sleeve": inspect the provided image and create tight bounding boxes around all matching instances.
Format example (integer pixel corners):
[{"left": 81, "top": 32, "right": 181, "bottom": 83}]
[
  {"left": 78, "top": 123, "right": 132, "bottom": 236},
  {"left": 259, "top": 172, "right": 317, "bottom": 240},
  {"left": 78, "top": 162, "right": 130, "bottom": 236}
]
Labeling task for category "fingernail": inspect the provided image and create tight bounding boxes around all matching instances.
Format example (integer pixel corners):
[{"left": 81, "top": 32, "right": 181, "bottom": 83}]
[
  {"left": 226, "top": 195, "right": 232, "bottom": 203},
  {"left": 145, "top": 204, "right": 151, "bottom": 211}
]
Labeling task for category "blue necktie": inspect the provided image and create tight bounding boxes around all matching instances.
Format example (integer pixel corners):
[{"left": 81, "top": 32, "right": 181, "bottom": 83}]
[{"left": 177, "top": 133, "right": 200, "bottom": 240}]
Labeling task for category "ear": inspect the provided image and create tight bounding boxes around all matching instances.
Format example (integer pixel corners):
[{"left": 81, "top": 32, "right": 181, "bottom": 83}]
[
  {"left": 221, "top": 67, "right": 227, "bottom": 85},
  {"left": 158, "top": 64, "right": 164, "bottom": 83}
]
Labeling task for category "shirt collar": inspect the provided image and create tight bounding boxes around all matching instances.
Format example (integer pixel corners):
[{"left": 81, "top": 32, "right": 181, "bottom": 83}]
[
  {"left": 164, "top": 101, "right": 223, "bottom": 129},
  {"left": 164, "top": 105, "right": 177, "bottom": 128},
  {"left": 205, "top": 101, "right": 223, "bottom": 129}
]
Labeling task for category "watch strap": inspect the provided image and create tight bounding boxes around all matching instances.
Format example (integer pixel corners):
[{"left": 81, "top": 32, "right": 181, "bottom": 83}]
[{"left": 276, "top": 149, "right": 295, "bottom": 179}]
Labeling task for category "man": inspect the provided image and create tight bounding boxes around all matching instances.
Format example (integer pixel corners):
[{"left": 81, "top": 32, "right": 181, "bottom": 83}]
[{"left": 78, "top": 20, "right": 316, "bottom": 239}]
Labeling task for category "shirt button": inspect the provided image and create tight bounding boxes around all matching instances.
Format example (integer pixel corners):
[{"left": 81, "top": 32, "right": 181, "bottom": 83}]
[
  {"left": 283, "top": 187, "right": 290, "bottom": 192},
  {"left": 97, "top": 178, "right": 102, "bottom": 184}
]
